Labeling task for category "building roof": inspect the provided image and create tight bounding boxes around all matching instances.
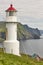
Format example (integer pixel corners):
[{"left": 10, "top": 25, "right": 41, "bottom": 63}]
[{"left": 6, "top": 4, "right": 17, "bottom": 12}]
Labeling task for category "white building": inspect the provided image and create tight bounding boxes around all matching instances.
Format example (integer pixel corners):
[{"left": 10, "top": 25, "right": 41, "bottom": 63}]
[
  {"left": 3, "top": 4, "right": 20, "bottom": 56},
  {"left": 0, "top": 4, "right": 43, "bottom": 58}
]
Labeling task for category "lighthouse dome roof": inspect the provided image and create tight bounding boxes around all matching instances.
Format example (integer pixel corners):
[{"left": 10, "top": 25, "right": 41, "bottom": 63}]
[{"left": 6, "top": 4, "right": 17, "bottom": 12}]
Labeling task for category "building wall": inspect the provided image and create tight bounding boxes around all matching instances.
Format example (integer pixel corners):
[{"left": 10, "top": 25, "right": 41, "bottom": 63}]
[
  {"left": 6, "top": 16, "right": 17, "bottom": 22},
  {"left": 6, "top": 23, "right": 17, "bottom": 40},
  {"left": 4, "top": 40, "right": 20, "bottom": 56}
]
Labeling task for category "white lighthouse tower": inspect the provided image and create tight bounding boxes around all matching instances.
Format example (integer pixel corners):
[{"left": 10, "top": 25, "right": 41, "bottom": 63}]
[{"left": 3, "top": 4, "right": 20, "bottom": 56}]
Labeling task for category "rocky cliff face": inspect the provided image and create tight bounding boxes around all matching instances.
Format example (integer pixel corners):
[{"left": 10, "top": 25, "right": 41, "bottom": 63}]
[
  {"left": 23, "top": 25, "right": 41, "bottom": 39},
  {"left": 17, "top": 23, "right": 41, "bottom": 40},
  {"left": 17, "top": 23, "right": 33, "bottom": 40},
  {"left": 0, "top": 22, "right": 41, "bottom": 41}
]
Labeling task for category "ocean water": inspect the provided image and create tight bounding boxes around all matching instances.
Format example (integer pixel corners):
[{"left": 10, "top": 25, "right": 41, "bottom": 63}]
[{"left": 20, "top": 35, "right": 43, "bottom": 58}]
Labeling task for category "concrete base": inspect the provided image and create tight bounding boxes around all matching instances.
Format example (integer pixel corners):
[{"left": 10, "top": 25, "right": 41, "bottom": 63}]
[{"left": 3, "top": 40, "right": 20, "bottom": 56}]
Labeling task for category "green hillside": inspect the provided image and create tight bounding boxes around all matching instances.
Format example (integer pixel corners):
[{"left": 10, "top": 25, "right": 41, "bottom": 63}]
[
  {"left": 0, "top": 22, "right": 40, "bottom": 41},
  {"left": 0, "top": 52, "right": 43, "bottom": 65},
  {"left": 17, "top": 23, "right": 33, "bottom": 40}
]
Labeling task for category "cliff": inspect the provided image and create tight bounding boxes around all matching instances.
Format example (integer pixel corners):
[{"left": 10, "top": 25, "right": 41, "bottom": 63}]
[
  {"left": 17, "top": 23, "right": 33, "bottom": 40},
  {"left": 17, "top": 23, "right": 41, "bottom": 40},
  {"left": 0, "top": 22, "right": 41, "bottom": 41}
]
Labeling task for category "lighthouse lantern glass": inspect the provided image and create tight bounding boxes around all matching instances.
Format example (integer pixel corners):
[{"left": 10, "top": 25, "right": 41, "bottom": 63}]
[{"left": 9, "top": 11, "right": 14, "bottom": 16}]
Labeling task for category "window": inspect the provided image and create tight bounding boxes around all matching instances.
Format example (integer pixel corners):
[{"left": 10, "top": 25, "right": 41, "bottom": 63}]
[{"left": 9, "top": 11, "right": 14, "bottom": 16}]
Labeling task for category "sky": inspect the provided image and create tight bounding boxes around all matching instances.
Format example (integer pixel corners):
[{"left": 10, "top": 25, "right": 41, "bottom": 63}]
[{"left": 0, "top": 0, "right": 43, "bottom": 30}]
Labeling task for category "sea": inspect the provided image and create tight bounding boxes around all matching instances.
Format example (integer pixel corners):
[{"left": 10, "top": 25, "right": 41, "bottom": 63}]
[{"left": 20, "top": 34, "right": 43, "bottom": 58}]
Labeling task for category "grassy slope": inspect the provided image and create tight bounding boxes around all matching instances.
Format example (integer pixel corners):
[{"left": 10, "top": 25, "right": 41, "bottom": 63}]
[{"left": 0, "top": 52, "right": 43, "bottom": 65}]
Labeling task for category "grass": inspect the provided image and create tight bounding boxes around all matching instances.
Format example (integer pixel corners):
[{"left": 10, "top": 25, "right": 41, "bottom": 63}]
[
  {"left": 0, "top": 28, "right": 6, "bottom": 32},
  {"left": 0, "top": 52, "right": 43, "bottom": 65}
]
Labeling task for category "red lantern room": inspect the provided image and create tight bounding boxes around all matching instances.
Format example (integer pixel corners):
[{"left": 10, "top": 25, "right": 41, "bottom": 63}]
[
  {"left": 5, "top": 4, "right": 17, "bottom": 22},
  {"left": 6, "top": 4, "right": 17, "bottom": 12}
]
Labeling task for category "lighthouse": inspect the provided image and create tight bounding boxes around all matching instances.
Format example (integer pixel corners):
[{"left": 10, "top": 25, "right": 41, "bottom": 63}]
[{"left": 3, "top": 4, "right": 20, "bottom": 56}]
